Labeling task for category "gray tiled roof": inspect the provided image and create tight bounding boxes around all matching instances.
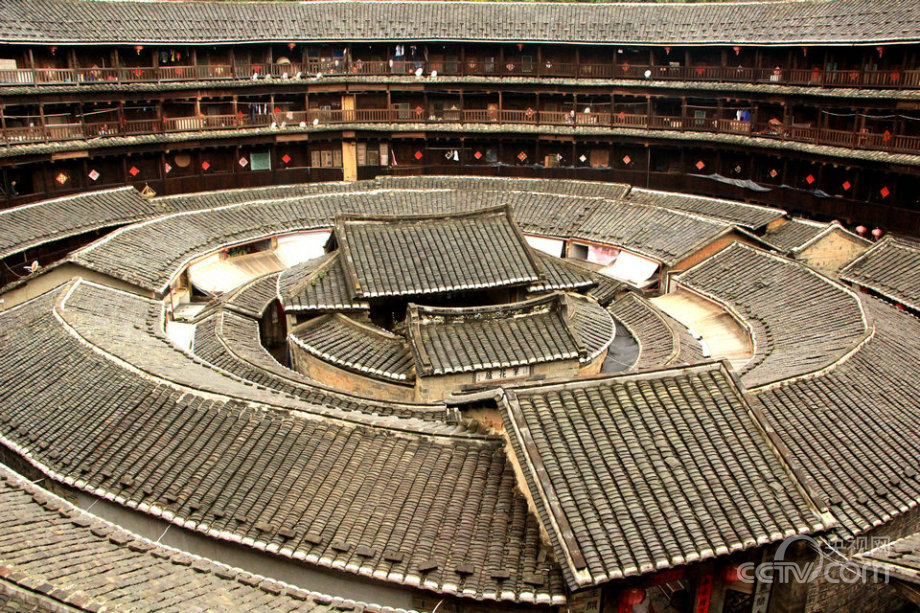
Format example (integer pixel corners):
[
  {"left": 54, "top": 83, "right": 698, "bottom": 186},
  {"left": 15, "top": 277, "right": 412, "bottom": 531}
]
[
  {"left": 761, "top": 218, "right": 831, "bottom": 253},
  {"left": 290, "top": 315, "right": 415, "bottom": 383},
  {"left": 334, "top": 206, "right": 541, "bottom": 299},
  {"left": 1, "top": 0, "right": 916, "bottom": 45},
  {"left": 0, "top": 187, "right": 160, "bottom": 260},
  {"left": 755, "top": 298, "right": 920, "bottom": 539},
  {"left": 222, "top": 271, "right": 282, "bottom": 318},
  {"left": 567, "top": 294, "right": 616, "bottom": 364},
  {"left": 406, "top": 293, "right": 582, "bottom": 377},
  {"left": 851, "top": 530, "right": 920, "bottom": 585},
  {"left": 573, "top": 199, "right": 730, "bottom": 266},
  {"left": 0, "top": 464, "right": 362, "bottom": 613},
  {"left": 67, "top": 185, "right": 603, "bottom": 295},
  {"left": 195, "top": 310, "right": 442, "bottom": 421},
  {"left": 527, "top": 252, "right": 597, "bottom": 294},
  {"left": 675, "top": 243, "right": 868, "bottom": 388},
  {"left": 839, "top": 236, "right": 920, "bottom": 312},
  {"left": 0, "top": 284, "right": 565, "bottom": 602},
  {"left": 626, "top": 188, "right": 785, "bottom": 231},
  {"left": 499, "top": 362, "right": 830, "bottom": 591},
  {"left": 281, "top": 254, "right": 370, "bottom": 313},
  {"left": 61, "top": 279, "right": 441, "bottom": 422}
]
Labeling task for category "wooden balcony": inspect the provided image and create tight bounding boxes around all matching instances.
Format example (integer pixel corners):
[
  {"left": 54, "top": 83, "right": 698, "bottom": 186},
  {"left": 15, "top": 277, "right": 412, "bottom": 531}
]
[
  {"left": 1, "top": 60, "right": 917, "bottom": 90},
  {"left": 3, "top": 108, "right": 919, "bottom": 157}
]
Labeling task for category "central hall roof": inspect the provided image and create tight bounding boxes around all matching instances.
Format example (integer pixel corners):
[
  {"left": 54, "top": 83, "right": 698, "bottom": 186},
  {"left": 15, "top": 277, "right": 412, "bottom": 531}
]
[
  {"left": 332, "top": 205, "right": 541, "bottom": 300},
  {"left": 1, "top": 0, "right": 916, "bottom": 46}
]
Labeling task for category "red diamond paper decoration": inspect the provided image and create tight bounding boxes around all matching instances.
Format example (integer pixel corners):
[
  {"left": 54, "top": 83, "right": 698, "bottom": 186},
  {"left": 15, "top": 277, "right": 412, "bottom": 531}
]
[
  {"left": 164, "top": 163, "right": 172, "bottom": 174},
  {"left": 805, "top": 174, "right": 815, "bottom": 185},
  {"left": 621, "top": 62, "right": 630, "bottom": 72},
  {"left": 281, "top": 154, "right": 291, "bottom": 164},
  {"left": 892, "top": 72, "right": 901, "bottom": 83},
  {"left": 842, "top": 180, "right": 851, "bottom": 191},
  {"left": 414, "top": 150, "right": 423, "bottom": 160},
  {"left": 695, "top": 67, "right": 705, "bottom": 76},
  {"left": 618, "top": 111, "right": 626, "bottom": 121},
  {"left": 134, "top": 68, "right": 142, "bottom": 77},
  {"left": 56, "top": 173, "right": 68, "bottom": 185},
  {"left": 174, "top": 67, "right": 183, "bottom": 76},
  {"left": 88, "top": 169, "right": 100, "bottom": 181},
  {"left": 238, "top": 157, "right": 248, "bottom": 168},
  {"left": 880, "top": 186, "right": 890, "bottom": 198},
  {"left": 770, "top": 169, "right": 778, "bottom": 178},
  {"left": 129, "top": 166, "right": 140, "bottom": 177},
  {"left": 883, "top": 130, "right": 891, "bottom": 143},
  {"left": 850, "top": 71, "right": 860, "bottom": 81},
  {"left": 517, "top": 151, "right": 528, "bottom": 162},
  {"left": 695, "top": 160, "right": 706, "bottom": 171},
  {"left": 415, "top": 105, "right": 423, "bottom": 115},
  {"left": 473, "top": 151, "right": 483, "bottom": 160},
  {"left": 622, "top": 155, "right": 632, "bottom": 165},
  {"left": 201, "top": 161, "right": 210, "bottom": 171}
]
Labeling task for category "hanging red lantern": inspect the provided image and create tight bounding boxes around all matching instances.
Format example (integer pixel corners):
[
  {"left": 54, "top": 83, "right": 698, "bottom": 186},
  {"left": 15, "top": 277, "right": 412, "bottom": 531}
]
[
  {"left": 802, "top": 46, "right": 808, "bottom": 58},
  {"left": 517, "top": 43, "right": 525, "bottom": 51},
  {"left": 619, "top": 588, "right": 645, "bottom": 606},
  {"left": 855, "top": 225, "right": 867, "bottom": 236},
  {"left": 872, "top": 228, "right": 883, "bottom": 239},
  {"left": 722, "top": 565, "right": 741, "bottom": 583},
  {"left": 49, "top": 45, "right": 58, "bottom": 55},
  {"left": 287, "top": 42, "right": 297, "bottom": 51},
  {"left": 877, "top": 45, "right": 884, "bottom": 59},
  {"left": 664, "top": 46, "right": 671, "bottom": 56},
  {"left": 733, "top": 46, "right": 741, "bottom": 55},
  {"left": 134, "top": 45, "right": 144, "bottom": 55}
]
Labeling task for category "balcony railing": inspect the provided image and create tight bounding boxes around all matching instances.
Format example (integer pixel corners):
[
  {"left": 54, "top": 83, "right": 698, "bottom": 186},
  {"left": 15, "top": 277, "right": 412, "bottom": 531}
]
[
  {"left": 3, "top": 108, "right": 919, "bottom": 156},
  {"left": 2, "top": 61, "right": 918, "bottom": 90}
]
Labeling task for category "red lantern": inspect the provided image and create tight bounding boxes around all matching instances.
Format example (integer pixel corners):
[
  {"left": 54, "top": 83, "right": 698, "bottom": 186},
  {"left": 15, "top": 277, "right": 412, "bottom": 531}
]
[
  {"left": 134, "top": 45, "right": 143, "bottom": 55},
  {"left": 855, "top": 225, "right": 867, "bottom": 236},
  {"left": 872, "top": 228, "right": 883, "bottom": 239},
  {"left": 722, "top": 565, "right": 741, "bottom": 583},
  {"left": 517, "top": 43, "right": 525, "bottom": 51},
  {"left": 877, "top": 46, "right": 884, "bottom": 59},
  {"left": 49, "top": 45, "right": 57, "bottom": 55},
  {"left": 802, "top": 46, "right": 808, "bottom": 57},
  {"left": 287, "top": 42, "right": 297, "bottom": 51},
  {"left": 733, "top": 46, "right": 741, "bottom": 56},
  {"left": 619, "top": 588, "right": 645, "bottom": 606},
  {"left": 664, "top": 46, "right": 671, "bottom": 56}
]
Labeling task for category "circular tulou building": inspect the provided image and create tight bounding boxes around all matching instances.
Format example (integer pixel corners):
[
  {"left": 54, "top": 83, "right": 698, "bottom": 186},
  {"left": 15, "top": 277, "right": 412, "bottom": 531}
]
[{"left": 1, "top": 2, "right": 920, "bottom": 613}]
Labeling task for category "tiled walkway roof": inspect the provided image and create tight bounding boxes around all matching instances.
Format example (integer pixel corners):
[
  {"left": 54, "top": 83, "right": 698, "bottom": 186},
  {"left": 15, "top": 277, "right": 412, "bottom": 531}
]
[
  {"left": 675, "top": 243, "right": 868, "bottom": 388},
  {"left": 755, "top": 298, "right": 920, "bottom": 539},
  {"left": 291, "top": 315, "right": 415, "bottom": 383},
  {"left": 1, "top": 0, "right": 915, "bottom": 45},
  {"left": 499, "top": 363, "right": 830, "bottom": 590},
  {"left": 0, "top": 187, "right": 159, "bottom": 260},
  {"left": 0, "top": 284, "right": 565, "bottom": 603},
  {"left": 626, "top": 188, "right": 784, "bottom": 231},
  {"left": 0, "top": 464, "right": 363, "bottom": 613}
]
